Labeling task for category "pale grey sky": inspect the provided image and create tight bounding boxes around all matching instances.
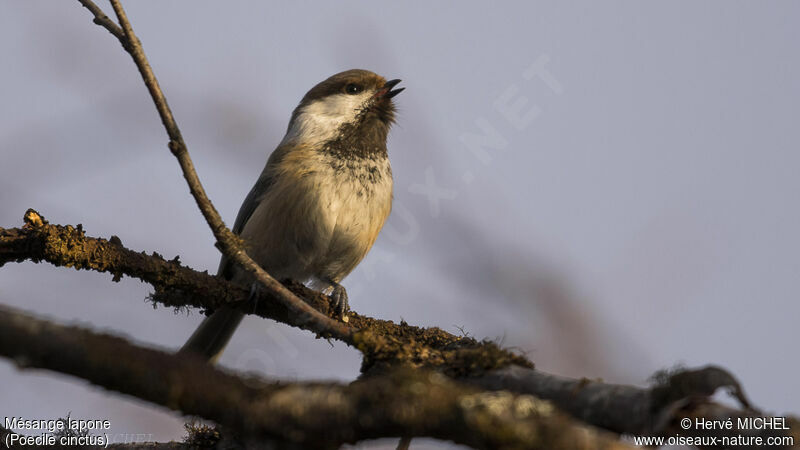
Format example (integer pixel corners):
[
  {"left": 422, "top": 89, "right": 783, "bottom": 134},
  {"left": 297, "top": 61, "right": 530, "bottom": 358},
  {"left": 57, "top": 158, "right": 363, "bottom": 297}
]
[{"left": 1, "top": 2, "right": 798, "bottom": 447}]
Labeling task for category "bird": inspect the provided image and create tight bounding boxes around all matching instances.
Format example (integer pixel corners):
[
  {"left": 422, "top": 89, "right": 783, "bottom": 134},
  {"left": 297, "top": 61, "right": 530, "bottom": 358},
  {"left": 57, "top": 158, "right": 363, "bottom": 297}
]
[{"left": 180, "top": 69, "right": 403, "bottom": 362}]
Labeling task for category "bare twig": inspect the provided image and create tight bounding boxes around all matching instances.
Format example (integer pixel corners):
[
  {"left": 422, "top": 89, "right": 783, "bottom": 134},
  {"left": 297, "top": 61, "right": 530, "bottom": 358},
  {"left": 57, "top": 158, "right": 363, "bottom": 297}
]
[
  {"left": 0, "top": 305, "right": 634, "bottom": 450},
  {"left": 75, "top": 0, "right": 353, "bottom": 342},
  {"left": 76, "top": 0, "right": 125, "bottom": 42}
]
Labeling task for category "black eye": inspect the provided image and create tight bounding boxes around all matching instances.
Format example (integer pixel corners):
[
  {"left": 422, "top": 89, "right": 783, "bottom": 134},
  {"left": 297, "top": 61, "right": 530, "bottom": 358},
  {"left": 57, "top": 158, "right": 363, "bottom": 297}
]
[{"left": 344, "top": 83, "right": 363, "bottom": 95}]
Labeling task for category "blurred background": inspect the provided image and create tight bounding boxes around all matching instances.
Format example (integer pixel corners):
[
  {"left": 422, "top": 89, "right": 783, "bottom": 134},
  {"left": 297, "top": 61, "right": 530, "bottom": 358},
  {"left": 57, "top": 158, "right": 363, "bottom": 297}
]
[{"left": 1, "top": 2, "right": 798, "bottom": 448}]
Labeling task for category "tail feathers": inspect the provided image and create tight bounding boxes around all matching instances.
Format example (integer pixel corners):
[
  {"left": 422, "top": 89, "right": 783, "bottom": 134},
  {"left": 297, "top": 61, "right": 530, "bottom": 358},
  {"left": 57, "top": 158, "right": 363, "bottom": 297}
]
[{"left": 179, "top": 307, "right": 244, "bottom": 363}]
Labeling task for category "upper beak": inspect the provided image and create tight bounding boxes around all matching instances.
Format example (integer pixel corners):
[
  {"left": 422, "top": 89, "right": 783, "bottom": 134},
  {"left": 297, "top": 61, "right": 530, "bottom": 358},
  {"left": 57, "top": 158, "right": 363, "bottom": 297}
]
[{"left": 381, "top": 79, "right": 404, "bottom": 99}]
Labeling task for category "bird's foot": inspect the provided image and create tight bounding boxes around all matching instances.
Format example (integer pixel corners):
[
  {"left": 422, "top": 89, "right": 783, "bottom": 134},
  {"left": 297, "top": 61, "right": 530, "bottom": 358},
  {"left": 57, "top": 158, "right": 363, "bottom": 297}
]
[{"left": 327, "top": 282, "right": 350, "bottom": 322}]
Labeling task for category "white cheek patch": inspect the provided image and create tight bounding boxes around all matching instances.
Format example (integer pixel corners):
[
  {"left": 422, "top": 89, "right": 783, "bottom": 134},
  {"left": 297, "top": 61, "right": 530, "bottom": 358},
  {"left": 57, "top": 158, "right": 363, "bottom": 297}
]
[{"left": 282, "top": 92, "right": 373, "bottom": 147}]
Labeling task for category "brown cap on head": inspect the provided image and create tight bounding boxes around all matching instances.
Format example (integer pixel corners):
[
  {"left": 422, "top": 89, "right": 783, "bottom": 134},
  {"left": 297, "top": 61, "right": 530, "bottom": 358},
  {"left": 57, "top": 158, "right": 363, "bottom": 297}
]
[{"left": 300, "top": 69, "right": 388, "bottom": 105}]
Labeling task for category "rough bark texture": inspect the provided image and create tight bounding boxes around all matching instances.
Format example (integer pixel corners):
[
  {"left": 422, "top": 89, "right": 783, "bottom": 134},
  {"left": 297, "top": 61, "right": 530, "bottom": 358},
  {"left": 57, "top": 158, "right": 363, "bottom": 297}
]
[
  {"left": 471, "top": 366, "right": 798, "bottom": 449},
  {"left": 0, "top": 210, "right": 532, "bottom": 378},
  {"left": 0, "top": 305, "right": 630, "bottom": 450}
]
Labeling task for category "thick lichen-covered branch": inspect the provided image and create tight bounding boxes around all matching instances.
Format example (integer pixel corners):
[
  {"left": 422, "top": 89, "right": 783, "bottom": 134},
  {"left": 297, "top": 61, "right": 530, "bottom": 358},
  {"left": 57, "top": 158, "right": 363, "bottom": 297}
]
[
  {"left": 0, "top": 305, "right": 631, "bottom": 450},
  {"left": 0, "top": 209, "right": 531, "bottom": 377}
]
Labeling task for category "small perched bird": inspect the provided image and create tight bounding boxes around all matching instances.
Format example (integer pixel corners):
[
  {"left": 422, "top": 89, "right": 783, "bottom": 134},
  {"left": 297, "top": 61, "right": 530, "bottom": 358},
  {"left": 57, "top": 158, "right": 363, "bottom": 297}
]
[{"left": 180, "top": 69, "right": 403, "bottom": 362}]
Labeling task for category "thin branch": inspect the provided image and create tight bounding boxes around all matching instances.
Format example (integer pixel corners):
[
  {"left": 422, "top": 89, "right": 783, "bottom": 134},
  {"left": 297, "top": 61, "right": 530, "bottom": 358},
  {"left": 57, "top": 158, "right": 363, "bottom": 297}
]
[
  {"left": 106, "top": 0, "right": 183, "bottom": 146},
  {"left": 76, "top": 0, "right": 125, "bottom": 42},
  {"left": 0, "top": 305, "right": 633, "bottom": 450},
  {"left": 76, "top": 0, "right": 353, "bottom": 343}
]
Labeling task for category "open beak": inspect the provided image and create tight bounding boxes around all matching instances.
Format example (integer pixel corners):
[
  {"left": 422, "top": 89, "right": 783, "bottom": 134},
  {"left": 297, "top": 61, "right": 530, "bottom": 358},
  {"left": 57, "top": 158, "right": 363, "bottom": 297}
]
[{"left": 379, "top": 79, "right": 404, "bottom": 99}]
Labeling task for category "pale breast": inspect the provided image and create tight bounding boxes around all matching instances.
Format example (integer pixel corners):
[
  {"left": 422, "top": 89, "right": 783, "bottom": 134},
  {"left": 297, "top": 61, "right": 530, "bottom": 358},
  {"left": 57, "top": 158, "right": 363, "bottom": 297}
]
[
  {"left": 313, "top": 154, "right": 393, "bottom": 281},
  {"left": 239, "top": 148, "right": 392, "bottom": 284}
]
